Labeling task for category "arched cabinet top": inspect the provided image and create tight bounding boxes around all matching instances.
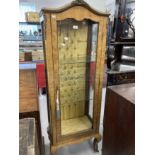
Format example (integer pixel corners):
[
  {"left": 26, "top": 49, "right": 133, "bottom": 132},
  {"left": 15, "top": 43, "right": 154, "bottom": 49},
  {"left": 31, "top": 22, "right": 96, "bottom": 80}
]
[{"left": 40, "top": 0, "right": 110, "bottom": 17}]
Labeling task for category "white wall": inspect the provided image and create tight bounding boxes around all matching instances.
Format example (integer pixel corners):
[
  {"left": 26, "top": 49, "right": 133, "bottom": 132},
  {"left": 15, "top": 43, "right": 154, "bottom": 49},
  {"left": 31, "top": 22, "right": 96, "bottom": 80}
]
[{"left": 19, "top": 0, "right": 116, "bottom": 21}]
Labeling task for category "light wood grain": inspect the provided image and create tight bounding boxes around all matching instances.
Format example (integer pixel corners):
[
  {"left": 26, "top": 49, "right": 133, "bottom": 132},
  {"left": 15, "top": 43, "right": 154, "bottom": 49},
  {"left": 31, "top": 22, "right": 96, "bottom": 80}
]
[
  {"left": 52, "top": 6, "right": 104, "bottom": 22},
  {"left": 19, "top": 69, "right": 38, "bottom": 113},
  {"left": 96, "top": 18, "right": 107, "bottom": 131},
  {"left": 61, "top": 115, "right": 92, "bottom": 135},
  {"left": 44, "top": 13, "right": 57, "bottom": 144}
]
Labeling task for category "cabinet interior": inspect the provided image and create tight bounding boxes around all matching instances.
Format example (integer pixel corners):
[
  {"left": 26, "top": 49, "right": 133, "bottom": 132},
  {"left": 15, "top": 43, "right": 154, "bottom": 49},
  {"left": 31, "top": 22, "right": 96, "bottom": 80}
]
[{"left": 57, "top": 19, "right": 98, "bottom": 135}]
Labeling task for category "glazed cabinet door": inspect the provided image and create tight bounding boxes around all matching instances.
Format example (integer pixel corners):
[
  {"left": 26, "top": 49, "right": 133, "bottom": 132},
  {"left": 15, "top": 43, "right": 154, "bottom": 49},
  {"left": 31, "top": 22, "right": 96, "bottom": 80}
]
[
  {"left": 42, "top": 6, "right": 107, "bottom": 144},
  {"left": 52, "top": 17, "right": 107, "bottom": 139},
  {"left": 56, "top": 19, "right": 99, "bottom": 137}
]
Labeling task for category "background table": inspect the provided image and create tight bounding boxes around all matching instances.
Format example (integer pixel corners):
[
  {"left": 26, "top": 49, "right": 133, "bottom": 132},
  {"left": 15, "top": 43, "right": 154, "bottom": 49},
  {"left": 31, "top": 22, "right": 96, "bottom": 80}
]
[{"left": 19, "top": 68, "right": 43, "bottom": 155}]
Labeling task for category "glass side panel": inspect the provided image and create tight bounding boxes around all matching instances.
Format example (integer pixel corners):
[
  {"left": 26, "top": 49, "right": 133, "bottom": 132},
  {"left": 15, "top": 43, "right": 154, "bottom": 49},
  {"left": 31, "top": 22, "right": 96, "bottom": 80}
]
[
  {"left": 88, "top": 23, "right": 98, "bottom": 119},
  {"left": 57, "top": 19, "right": 98, "bottom": 136}
]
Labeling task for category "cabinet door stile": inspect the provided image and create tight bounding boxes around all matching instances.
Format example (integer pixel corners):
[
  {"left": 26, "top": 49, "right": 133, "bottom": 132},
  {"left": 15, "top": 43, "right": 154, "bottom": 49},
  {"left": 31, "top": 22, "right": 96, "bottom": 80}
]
[
  {"left": 96, "top": 18, "right": 107, "bottom": 132},
  {"left": 44, "top": 13, "right": 57, "bottom": 144},
  {"left": 50, "top": 15, "right": 62, "bottom": 141},
  {"left": 92, "top": 19, "right": 103, "bottom": 131}
]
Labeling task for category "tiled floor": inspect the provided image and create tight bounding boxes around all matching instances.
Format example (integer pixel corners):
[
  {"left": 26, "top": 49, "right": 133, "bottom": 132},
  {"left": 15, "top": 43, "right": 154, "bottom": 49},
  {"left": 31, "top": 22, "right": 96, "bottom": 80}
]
[{"left": 39, "top": 88, "right": 106, "bottom": 155}]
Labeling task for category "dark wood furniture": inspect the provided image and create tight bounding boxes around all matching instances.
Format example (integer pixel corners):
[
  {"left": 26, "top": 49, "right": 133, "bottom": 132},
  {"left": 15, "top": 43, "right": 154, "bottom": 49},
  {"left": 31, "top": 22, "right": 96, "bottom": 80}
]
[
  {"left": 107, "top": 0, "right": 135, "bottom": 86},
  {"left": 102, "top": 83, "right": 135, "bottom": 155},
  {"left": 107, "top": 70, "right": 135, "bottom": 86},
  {"left": 40, "top": 0, "right": 109, "bottom": 154},
  {"left": 19, "top": 68, "right": 43, "bottom": 155},
  {"left": 19, "top": 118, "right": 40, "bottom": 155}
]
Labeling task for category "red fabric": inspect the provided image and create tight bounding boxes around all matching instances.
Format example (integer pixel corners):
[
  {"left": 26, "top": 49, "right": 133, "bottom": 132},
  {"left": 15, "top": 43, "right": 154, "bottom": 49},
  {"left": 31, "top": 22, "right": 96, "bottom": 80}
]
[
  {"left": 36, "top": 64, "right": 46, "bottom": 88},
  {"left": 89, "top": 62, "right": 96, "bottom": 86}
]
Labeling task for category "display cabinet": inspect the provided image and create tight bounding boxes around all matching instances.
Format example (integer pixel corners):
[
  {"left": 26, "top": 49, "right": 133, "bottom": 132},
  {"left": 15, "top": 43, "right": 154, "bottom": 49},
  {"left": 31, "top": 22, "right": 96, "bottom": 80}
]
[{"left": 40, "top": 0, "right": 109, "bottom": 154}]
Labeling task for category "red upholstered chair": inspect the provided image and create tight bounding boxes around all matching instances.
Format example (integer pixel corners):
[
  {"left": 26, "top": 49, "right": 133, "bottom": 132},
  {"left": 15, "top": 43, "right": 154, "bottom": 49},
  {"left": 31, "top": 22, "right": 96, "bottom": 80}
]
[{"left": 36, "top": 64, "right": 46, "bottom": 92}]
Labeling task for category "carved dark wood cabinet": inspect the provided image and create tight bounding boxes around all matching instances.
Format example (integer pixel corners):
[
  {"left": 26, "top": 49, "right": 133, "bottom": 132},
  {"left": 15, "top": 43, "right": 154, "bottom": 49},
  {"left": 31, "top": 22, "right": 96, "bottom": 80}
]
[{"left": 40, "top": 1, "right": 109, "bottom": 154}]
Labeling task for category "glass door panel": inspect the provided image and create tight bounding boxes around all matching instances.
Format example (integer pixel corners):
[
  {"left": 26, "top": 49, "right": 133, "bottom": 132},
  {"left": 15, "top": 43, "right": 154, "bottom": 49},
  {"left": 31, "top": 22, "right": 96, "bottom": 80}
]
[{"left": 57, "top": 19, "right": 98, "bottom": 136}]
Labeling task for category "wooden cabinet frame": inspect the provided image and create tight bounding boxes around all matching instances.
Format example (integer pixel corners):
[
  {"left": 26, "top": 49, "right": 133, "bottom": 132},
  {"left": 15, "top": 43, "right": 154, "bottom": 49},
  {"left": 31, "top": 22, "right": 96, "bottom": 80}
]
[{"left": 40, "top": 0, "right": 109, "bottom": 154}]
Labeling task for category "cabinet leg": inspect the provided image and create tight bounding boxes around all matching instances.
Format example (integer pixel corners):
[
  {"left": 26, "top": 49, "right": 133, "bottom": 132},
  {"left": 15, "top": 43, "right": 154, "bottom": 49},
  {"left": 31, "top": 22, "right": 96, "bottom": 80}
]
[
  {"left": 93, "top": 135, "right": 102, "bottom": 152},
  {"left": 51, "top": 146, "right": 57, "bottom": 155},
  {"left": 51, "top": 150, "right": 57, "bottom": 155},
  {"left": 51, "top": 149, "right": 57, "bottom": 155}
]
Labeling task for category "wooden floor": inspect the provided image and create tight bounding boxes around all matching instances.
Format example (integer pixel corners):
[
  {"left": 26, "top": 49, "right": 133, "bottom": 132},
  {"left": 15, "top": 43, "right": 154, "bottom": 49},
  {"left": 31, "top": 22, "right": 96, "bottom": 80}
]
[{"left": 61, "top": 115, "right": 92, "bottom": 135}]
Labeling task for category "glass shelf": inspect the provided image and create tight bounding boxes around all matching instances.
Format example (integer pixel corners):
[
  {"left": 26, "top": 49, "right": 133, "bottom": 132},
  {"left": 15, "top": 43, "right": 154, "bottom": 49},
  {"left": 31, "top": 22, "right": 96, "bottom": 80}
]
[
  {"left": 60, "top": 99, "right": 94, "bottom": 104},
  {"left": 59, "top": 59, "right": 96, "bottom": 65}
]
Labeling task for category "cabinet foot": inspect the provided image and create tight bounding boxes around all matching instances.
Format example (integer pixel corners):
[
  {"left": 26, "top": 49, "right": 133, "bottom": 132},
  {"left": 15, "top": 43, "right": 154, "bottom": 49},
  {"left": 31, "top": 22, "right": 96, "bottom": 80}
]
[
  {"left": 93, "top": 135, "right": 101, "bottom": 152},
  {"left": 51, "top": 147, "right": 57, "bottom": 155}
]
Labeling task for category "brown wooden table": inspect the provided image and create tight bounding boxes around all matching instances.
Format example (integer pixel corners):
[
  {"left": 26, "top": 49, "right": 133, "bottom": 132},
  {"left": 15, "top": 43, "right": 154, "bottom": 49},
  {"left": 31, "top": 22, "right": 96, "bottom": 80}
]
[
  {"left": 19, "top": 68, "right": 43, "bottom": 155},
  {"left": 102, "top": 83, "right": 135, "bottom": 155}
]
